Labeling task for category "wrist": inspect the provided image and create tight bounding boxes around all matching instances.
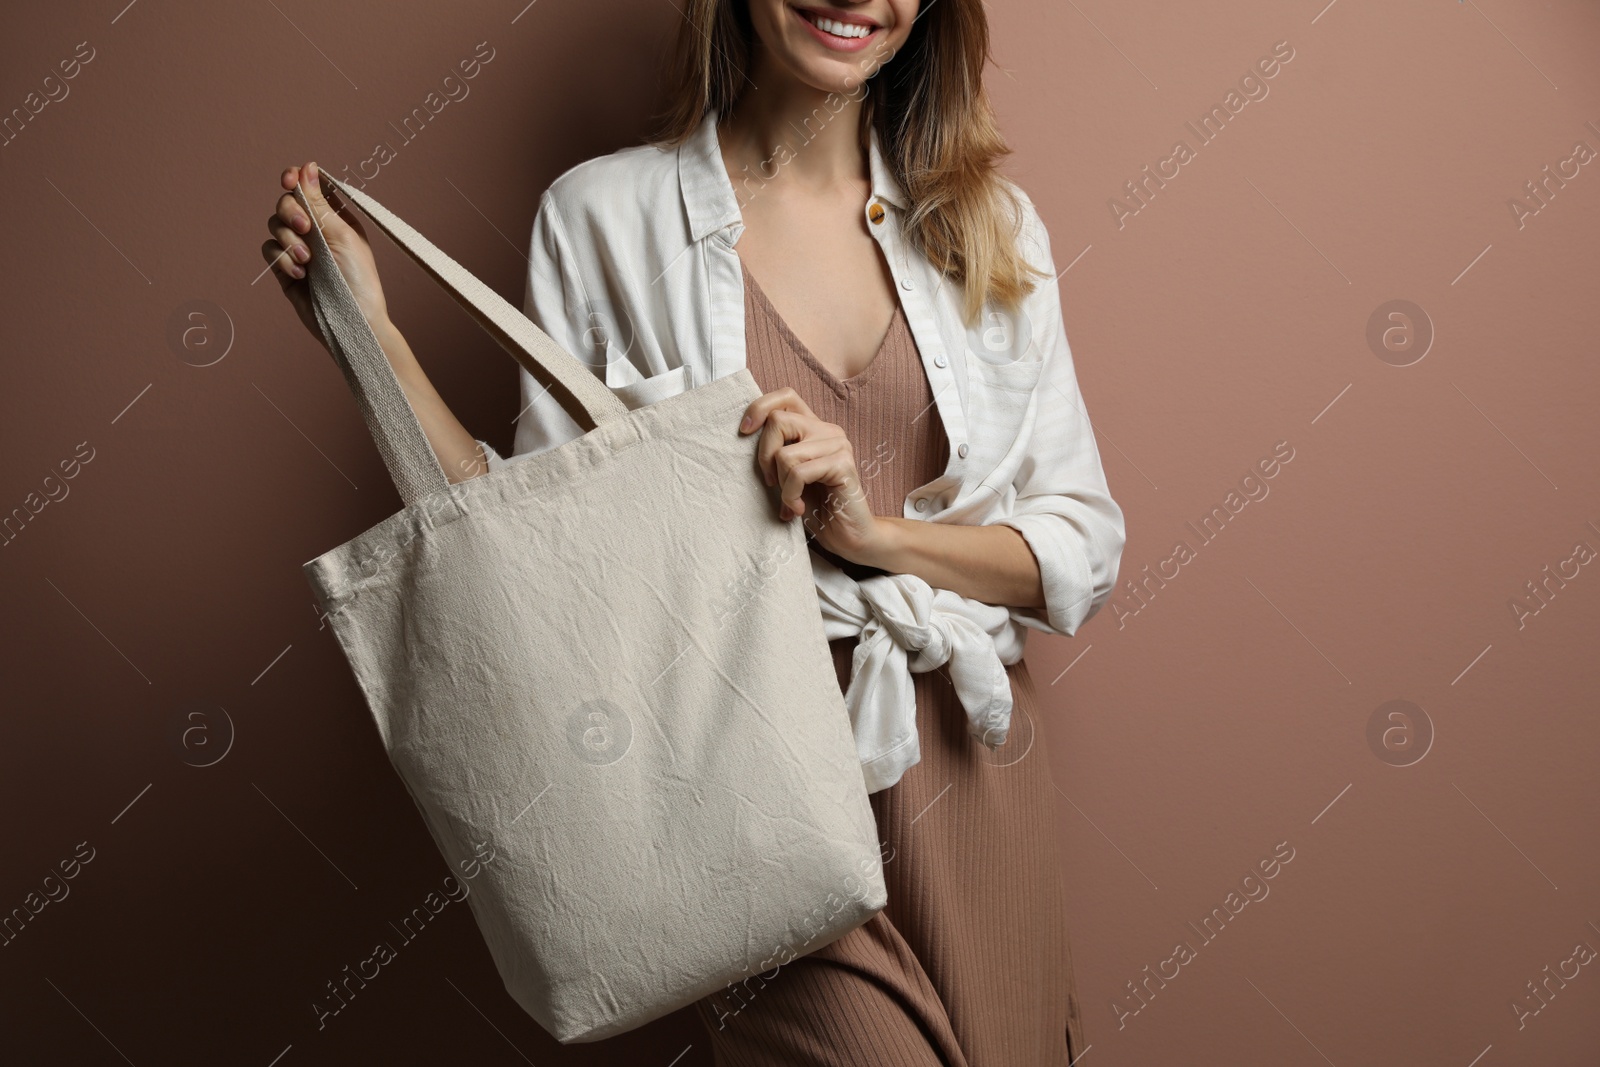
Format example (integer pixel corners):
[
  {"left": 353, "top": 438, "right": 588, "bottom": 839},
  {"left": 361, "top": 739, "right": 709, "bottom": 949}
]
[
  {"left": 371, "top": 315, "right": 400, "bottom": 346},
  {"left": 855, "top": 516, "right": 910, "bottom": 573},
  {"left": 371, "top": 316, "right": 411, "bottom": 368}
]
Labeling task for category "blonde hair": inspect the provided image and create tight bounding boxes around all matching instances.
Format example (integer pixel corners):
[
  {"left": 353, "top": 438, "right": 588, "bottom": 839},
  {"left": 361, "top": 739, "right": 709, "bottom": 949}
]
[{"left": 654, "top": 0, "right": 1045, "bottom": 323}]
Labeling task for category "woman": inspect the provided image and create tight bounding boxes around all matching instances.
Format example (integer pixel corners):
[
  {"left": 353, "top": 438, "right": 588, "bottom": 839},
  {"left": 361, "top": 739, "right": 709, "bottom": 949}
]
[{"left": 263, "top": 0, "right": 1124, "bottom": 1061}]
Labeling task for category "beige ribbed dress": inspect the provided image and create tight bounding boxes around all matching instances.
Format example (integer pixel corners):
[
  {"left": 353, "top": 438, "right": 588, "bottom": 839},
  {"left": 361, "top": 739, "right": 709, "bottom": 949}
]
[{"left": 690, "top": 264, "right": 1085, "bottom": 1065}]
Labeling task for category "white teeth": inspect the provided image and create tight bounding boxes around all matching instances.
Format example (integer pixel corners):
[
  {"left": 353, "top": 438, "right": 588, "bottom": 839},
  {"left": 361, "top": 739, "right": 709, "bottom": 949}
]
[{"left": 806, "top": 13, "right": 872, "bottom": 39}]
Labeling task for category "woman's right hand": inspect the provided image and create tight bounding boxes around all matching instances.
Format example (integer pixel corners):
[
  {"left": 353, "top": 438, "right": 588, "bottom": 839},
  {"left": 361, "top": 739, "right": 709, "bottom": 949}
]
[{"left": 261, "top": 161, "right": 389, "bottom": 348}]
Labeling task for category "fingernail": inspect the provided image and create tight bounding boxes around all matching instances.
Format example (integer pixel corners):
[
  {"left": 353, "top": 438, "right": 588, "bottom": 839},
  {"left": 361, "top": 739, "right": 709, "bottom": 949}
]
[
  {"left": 739, "top": 415, "right": 751, "bottom": 431},
  {"left": 308, "top": 162, "right": 320, "bottom": 189},
  {"left": 289, "top": 263, "right": 305, "bottom": 279},
  {"left": 292, "top": 244, "right": 310, "bottom": 263},
  {"left": 294, "top": 212, "right": 309, "bottom": 233}
]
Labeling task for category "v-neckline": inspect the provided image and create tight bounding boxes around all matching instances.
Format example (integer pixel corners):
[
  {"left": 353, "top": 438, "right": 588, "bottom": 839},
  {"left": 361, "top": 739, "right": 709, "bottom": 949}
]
[{"left": 741, "top": 262, "right": 899, "bottom": 394}]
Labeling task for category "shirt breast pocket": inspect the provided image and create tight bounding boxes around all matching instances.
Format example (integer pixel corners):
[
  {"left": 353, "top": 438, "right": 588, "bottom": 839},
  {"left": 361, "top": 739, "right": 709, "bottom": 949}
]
[
  {"left": 604, "top": 362, "right": 691, "bottom": 410},
  {"left": 968, "top": 354, "right": 1043, "bottom": 398},
  {"left": 963, "top": 355, "right": 1042, "bottom": 479}
]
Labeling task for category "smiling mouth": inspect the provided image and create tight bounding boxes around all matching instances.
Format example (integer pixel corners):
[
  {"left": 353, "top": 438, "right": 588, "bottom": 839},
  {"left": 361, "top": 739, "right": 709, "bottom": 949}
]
[{"left": 795, "top": 8, "right": 880, "bottom": 40}]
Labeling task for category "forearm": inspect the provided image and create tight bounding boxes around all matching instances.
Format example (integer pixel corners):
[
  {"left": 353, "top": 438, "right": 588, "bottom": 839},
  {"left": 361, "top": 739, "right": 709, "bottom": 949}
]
[
  {"left": 858, "top": 517, "right": 1047, "bottom": 611},
  {"left": 372, "top": 318, "right": 489, "bottom": 483}
]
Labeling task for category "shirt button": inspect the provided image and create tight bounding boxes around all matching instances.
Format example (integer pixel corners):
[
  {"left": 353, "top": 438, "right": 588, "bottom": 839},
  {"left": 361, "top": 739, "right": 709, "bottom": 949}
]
[
  {"left": 914, "top": 497, "right": 929, "bottom": 513},
  {"left": 957, "top": 443, "right": 969, "bottom": 459},
  {"left": 899, "top": 277, "right": 914, "bottom": 291},
  {"left": 868, "top": 202, "right": 885, "bottom": 224},
  {"left": 933, "top": 353, "right": 947, "bottom": 368}
]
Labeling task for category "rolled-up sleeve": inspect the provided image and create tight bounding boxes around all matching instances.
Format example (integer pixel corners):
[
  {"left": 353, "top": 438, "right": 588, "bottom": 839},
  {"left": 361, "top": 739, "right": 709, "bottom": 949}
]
[{"left": 992, "top": 202, "right": 1126, "bottom": 638}]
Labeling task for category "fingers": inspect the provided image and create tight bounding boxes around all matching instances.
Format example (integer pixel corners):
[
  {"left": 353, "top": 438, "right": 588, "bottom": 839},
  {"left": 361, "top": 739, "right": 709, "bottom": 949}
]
[
  {"left": 267, "top": 160, "right": 348, "bottom": 282},
  {"left": 298, "top": 160, "right": 330, "bottom": 218},
  {"left": 740, "top": 387, "right": 815, "bottom": 435},
  {"left": 754, "top": 408, "right": 802, "bottom": 484},
  {"left": 268, "top": 210, "right": 309, "bottom": 277},
  {"left": 274, "top": 189, "right": 311, "bottom": 235},
  {"left": 773, "top": 436, "right": 854, "bottom": 519},
  {"left": 781, "top": 456, "right": 860, "bottom": 525},
  {"left": 289, "top": 160, "right": 349, "bottom": 235},
  {"left": 261, "top": 242, "right": 311, "bottom": 328},
  {"left": 755, "top": 407, "right": 842, "bottom": 487},
  {"left": 260, "top": 237, "right": 302, "bottom": 282},
  {"left": 268, "top": 163, "right": 320, "bottom": 280}
]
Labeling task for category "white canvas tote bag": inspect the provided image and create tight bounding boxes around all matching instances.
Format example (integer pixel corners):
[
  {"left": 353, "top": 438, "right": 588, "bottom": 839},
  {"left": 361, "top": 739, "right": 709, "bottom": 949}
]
[{"left": 291, "top": 173, "right": 888, "bottom": 1044}]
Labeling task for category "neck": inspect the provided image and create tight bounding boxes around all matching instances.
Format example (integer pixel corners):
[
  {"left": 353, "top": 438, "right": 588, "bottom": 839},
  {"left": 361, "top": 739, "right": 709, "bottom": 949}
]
[{"left": 718, "top": 50, "right": 870, "bottom": 201}]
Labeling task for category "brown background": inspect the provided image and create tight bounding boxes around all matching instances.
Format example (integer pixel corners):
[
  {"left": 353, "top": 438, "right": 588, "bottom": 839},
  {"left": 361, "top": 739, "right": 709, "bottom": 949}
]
[{"left": 3, "top": 1, "right": 1598, "bottom": 1064}]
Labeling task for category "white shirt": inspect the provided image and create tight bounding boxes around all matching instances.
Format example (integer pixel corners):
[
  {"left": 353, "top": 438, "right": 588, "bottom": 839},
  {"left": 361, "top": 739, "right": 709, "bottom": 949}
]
[{"left": 478, "top": 111, "right": 1125, "bottom": 791}]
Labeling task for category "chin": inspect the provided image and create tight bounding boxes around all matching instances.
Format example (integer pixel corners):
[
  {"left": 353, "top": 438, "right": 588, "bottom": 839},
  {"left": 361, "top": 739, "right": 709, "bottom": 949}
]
[{"left": 784, "top": 59, "right": 873, "bottom": 99}]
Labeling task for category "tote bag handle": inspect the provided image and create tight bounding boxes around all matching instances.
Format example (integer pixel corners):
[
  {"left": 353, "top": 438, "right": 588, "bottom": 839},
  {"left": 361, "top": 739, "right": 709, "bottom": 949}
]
[{"left": 290, "top": 172, "right": 629, "bottom": 506}]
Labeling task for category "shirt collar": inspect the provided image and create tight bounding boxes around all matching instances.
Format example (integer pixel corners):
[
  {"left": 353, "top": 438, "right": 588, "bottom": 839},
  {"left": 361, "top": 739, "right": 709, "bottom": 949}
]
[{"left": 678, "top": 108, "right": 907, "bottom": 243}]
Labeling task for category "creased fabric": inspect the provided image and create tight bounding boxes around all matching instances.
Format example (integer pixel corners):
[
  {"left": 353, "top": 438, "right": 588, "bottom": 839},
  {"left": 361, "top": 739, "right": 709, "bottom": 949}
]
[
  {"left": 810, "top": 553, "right": 1025, "bottom": 793},
  {"left": 483, "top": 109, "right": 1126, "bottom": 648},
  {"left": 296, "top": 175, "right": 890, "bottom": 1046},
  {"left": 479, "top": 109, "right": 1128, "bottom": 796}
]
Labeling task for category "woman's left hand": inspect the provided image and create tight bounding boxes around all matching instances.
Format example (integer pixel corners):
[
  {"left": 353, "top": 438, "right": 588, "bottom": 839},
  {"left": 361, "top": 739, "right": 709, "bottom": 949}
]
[{"left": 740, "top": 388, "right": 891, "bottom": 566}]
